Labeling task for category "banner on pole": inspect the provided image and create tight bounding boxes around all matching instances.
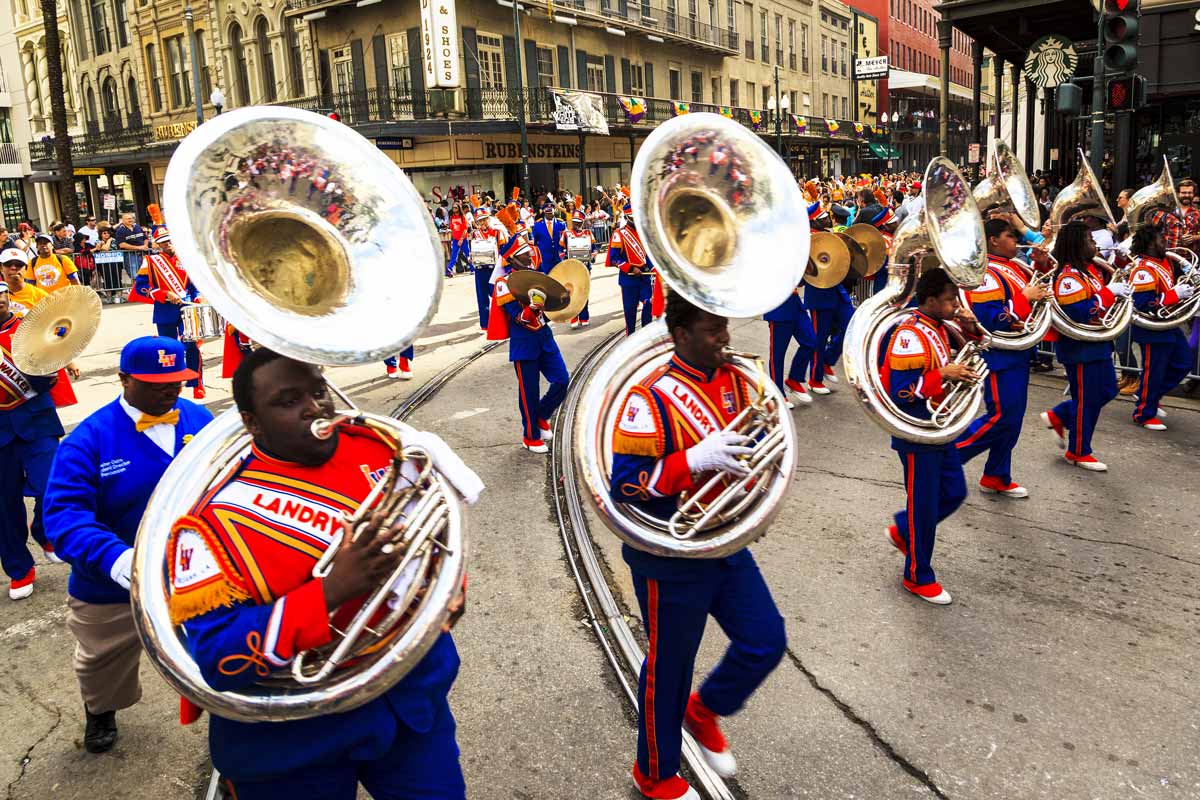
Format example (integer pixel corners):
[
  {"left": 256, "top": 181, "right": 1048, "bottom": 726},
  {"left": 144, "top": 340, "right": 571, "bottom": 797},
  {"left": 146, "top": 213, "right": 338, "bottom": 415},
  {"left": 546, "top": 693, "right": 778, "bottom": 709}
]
[{"left": 551, "top": 90, "right": 609, "bottom": 134}]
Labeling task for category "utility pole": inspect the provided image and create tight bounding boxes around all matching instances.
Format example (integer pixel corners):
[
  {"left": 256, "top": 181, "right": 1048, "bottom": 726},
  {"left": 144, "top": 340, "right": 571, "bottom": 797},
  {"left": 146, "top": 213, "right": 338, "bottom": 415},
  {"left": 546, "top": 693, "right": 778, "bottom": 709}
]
[
  {"left": 773, "top": 66, "right": 783, "bottom": 154},
  {"left": 1088, "top": 7, "right": 1106, "bottom": 176},
  {"left": 185, "top": 6, "right": 205, "bottom": 126},
  {"left": 510, "top": 1, "right": 532, "bottom": 200}
]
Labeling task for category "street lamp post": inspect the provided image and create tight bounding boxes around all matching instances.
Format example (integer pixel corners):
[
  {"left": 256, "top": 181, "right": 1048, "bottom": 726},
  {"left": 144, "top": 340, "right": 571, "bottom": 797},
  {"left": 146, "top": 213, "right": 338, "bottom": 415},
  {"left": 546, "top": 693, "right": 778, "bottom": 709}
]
[
  {"left": 498, "top": 0, "right": 532, "bottom": 201},
  {"left": 880, "top": 111, "right": 891, "bottom": 171},
  {"left": 768, "top": 65, "right": 790, "bottom": 156},
  {"left": 184, "top": 6, "right": 205, "bottom": 126}
]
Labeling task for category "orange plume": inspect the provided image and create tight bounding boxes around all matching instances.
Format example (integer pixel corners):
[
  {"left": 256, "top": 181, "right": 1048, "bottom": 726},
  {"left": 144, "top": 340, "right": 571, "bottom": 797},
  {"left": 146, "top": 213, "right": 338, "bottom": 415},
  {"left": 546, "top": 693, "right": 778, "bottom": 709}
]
[
  {"left": 495, "top": 203, "right": 521, "bottom": 234},
  {"left": 146, "top": 203, "right": 164, "bottom": 226}
]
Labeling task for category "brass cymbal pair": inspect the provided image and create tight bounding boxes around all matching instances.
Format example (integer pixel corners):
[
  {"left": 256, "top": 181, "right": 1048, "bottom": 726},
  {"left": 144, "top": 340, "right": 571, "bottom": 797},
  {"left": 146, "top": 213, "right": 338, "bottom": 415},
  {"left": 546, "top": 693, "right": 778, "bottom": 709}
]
[
  {"left": 803, "top": 224, "right": 889, "bottom": 288},
  {"left": 505, "top": 258, "right": 592, "bottom": 322},
  {"left": 11, "top": 285, "right": 102, "bottom": 375}
]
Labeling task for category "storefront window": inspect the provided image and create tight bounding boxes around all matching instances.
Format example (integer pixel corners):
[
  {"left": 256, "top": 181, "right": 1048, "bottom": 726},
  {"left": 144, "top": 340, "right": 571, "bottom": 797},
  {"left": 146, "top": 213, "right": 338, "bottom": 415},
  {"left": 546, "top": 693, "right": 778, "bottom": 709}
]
[{"left": 0, "top": 179, "right": 29, "bottom": 227}]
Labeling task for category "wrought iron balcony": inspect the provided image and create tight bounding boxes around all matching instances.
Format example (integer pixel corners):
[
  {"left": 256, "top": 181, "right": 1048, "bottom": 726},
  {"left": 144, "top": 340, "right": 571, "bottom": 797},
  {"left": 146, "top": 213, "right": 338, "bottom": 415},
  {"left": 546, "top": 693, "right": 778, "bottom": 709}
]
[{"left": 29, "top": 126, "right": 153, "bottom": 164}]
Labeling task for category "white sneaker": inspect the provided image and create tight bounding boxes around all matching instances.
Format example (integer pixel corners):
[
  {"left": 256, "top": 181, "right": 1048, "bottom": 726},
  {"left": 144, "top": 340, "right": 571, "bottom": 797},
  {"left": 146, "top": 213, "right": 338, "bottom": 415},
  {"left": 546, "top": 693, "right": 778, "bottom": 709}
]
[
  {"left": 570, "top": 320, "right": 581, "bottom": 329},
  {"left": 978, "top": 481, "right": 1029, "bottom": 498},
  {"left": 1156, "top": 408, "right": 1167, "bottom": 418},
  {"left": 522, "top": 440, "right": 549, "bottom": 454},
  {"left": 824, "top": 371, "right": 839, "bottom": 384},
  {"left": 398, "top": 370, "right": 413, "bottom": 381},
  {"left": 43, "top": 548, "right": 64, "bottom": 564},
  {"left": 539, "top": 426, "right": 553, "bottom": 442},
  {"left": 788, "top": 388, "right": 813, "bottom": 405},
  {"left": 785, "top": 399, "right": 795, "bottom": 410},
  {"left": 809, "top": 383, "right": 832, "bottom": 395},
  {"left": 919, "top": 587, "right": 953, "bottom": 605},
  {"left": 694, "top": 742, "right": 737, "bottom": 778},
  {"left": 1067, "top": 456, "right": 1108, "bottom": 472}
]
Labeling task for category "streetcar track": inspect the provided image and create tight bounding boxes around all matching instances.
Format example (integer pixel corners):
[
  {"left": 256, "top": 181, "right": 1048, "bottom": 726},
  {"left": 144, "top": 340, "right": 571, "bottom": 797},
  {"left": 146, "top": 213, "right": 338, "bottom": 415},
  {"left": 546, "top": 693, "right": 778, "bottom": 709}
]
[{"left": 550, "top": 329, "right": 741, "bottom": 800}]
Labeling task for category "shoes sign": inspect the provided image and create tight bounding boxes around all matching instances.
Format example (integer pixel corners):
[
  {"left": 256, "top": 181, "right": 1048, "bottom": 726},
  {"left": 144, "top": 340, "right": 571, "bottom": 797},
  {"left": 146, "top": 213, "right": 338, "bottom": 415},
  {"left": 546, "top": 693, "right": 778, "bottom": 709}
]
[{"left": 421, "top": 0, "right": 462, "bottom": 88}]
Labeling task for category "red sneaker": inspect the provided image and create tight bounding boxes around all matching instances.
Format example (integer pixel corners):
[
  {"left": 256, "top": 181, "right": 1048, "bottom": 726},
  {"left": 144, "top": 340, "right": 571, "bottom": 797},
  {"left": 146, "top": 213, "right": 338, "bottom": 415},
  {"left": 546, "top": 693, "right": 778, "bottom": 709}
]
[
  {"left": 522, "top": 437, "right": 548, "bottom": 454},
  {"left": 537, "top": 419, "right": 553, "bottom": 441},
  {"left": 886, "top": 524, "right": 908, "bottom": 555},
  {"left": 9, "top": 567, "right": 35, "bottom": 600},
  {"left": 783, "top": 379, "right": 812, "bottom": 405},
  {"left": 192, "top": 386, "right": 206, "bottom": 400},
  {"left": 683, "top": 693, "right": 737, "bottom": 777},
  {"left": 1064, "top": 453, "right": 1107, "bottom": 472},
  {"left": 1139, "top": 417, "right": 1166, "bottom": 431},
  {"left": 901, "top": 578, "right": 952, "bottom": 605},
  {"left": 632, "top": 764, "right": 700, "bottom": 800},
  {"left": 978, "top": 475, "right": 1029, "bottom": 498},
  {"left": 1040, "top": 410, "right": 1066, "bottom": 449}
]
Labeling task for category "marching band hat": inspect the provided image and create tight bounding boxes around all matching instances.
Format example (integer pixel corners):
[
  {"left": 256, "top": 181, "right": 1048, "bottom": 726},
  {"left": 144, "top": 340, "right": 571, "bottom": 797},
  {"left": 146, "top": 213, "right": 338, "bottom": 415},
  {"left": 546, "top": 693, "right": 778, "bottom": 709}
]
[
  {"left": 807, "top": 201, "right": 823, "bottom": 221},
  {"left": 572, "top": 211, "right": 586, "bottom": 224},
  {"left": 871, "top": 207, "right": 897, "bottom": 228},
  {"left": 474, "top": 207, "right": 490, "bottom": 220},
  {"left": 120, "top": 336, "right": 199, "bottom": 383},
  {"left": 1, "top": 247, "right": 29, "bottom": 266},
  {"left": 153, "top": 227, "right": 172, "bottom": 244},
  {"left": 622, "top": 200, "right": 633, "bottom": 215}
]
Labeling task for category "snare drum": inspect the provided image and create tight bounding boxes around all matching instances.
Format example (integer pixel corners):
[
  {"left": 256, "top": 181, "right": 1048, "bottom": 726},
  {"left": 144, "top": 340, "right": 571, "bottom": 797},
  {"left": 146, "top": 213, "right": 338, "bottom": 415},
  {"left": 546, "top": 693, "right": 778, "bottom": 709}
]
[
  {"left": 471, "top": 239, "right": 498, "bottom": 267},
  {"left": 180, "top": 304, "right": 225, "bottom": 342}
]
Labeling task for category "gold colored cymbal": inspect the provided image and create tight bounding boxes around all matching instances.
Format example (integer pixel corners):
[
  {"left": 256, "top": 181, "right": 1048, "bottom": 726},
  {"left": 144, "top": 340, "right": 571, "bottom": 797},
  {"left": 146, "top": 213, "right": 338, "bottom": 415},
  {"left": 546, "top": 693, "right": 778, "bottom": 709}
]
[
  {"left": 506, "top": 269, "right": 572, "bottom": 314},
  {"left": 843, "top": 224, "right": 888, "bottom": 277},
  {"left": 803, "top": 232, "right": 851, "bottom": 288},
  {"left": 837, "top": 233, "right": 870, "bottom": 279},
  {"left": 545, "top": 258, "right": 591, "bottom": 322},
  {"left": 11, "top": 285, "right": 102, "bottom": 375}
]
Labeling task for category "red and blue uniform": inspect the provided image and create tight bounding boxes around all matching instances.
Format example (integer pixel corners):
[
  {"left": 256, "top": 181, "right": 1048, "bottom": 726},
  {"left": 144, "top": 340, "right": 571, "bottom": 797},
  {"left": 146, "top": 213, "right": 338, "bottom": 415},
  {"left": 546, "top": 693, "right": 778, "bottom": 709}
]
[
  {"left": 490, "top": 273, "right": 569, "bottom": 444},
  {"left": 607, "top": 222, "right": 657, "bottom": 336},
  {"left": 1129, "top": 256, "right": 1193, "bottom": 424},
  {"left": 609, "top": 354, "right": 786, "bottom": 785},
  {"left": 1047, "top": 264, "right": 1118, "bottom": 458},
  {"left": 134, "top": 252, "right": 203, "bottom": 389},
  {"left": 559, "top": 224, "right": 595, "bottom": 324},
  {"left": 955, "top": 255, "right": 1037, "bottom": 484},
  {"left": 167, "top": 426, "right": 464, "bottom": 799},
  {"left": 530, "top": 214, "right": 566, "bottom": 274},
  {"left": 0, "top": 315, "right": 64, "bottom": 582},
  {"left": 882, "top": 311, "right": 968, "bottom": 590},
  {"left": 763, "top": 286, "right": 816, "bottom": 393}
]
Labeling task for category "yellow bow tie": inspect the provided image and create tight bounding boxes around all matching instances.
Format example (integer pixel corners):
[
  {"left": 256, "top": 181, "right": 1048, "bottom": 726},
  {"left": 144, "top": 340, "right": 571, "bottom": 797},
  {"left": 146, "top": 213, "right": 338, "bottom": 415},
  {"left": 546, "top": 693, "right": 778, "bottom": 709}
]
[{"left": 136, "top": 409, "right": 180, "bottom": 432}]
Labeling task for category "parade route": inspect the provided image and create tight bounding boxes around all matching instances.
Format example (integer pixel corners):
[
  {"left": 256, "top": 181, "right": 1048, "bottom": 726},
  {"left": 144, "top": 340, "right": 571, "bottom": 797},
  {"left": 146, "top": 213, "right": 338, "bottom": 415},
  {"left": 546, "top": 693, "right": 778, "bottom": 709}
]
[{"left": 3, "top": 265, "right": 1199, "bottom": 799}]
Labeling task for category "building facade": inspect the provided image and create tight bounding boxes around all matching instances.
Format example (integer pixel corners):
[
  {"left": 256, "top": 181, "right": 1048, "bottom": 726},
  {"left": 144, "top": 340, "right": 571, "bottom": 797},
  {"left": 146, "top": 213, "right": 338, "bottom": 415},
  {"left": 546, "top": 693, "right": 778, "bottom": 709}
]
[{"left": 0, "top": 0, "right": 39, "bottom": 226}]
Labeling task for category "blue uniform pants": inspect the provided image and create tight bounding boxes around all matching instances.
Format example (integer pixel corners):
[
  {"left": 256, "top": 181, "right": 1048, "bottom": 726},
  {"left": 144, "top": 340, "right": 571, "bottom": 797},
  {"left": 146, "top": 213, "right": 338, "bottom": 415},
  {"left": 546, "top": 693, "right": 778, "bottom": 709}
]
[
  {"left": 156, "top": 322, "right": 202, "bottom": 389},
  {"left": 514, "top": 348, "right": 569, "bottom": 440},
  {"left": 0, "top": 435, "right": 58, "bottom": 580},
  {"left": 893, "top": 444, "right": 967, "bottom": 587},
  {"left": 576, "top": 263, "right": 591, "bottom": 323},
  {"left": 223, "top": 696, "right": 465, "bottom": 800},
  {"left": 473, "top": 268, "right": 492, "bottom": 330},
  {"left": 622, "top": 279, "right": 654, "bottom": 335},
  {"left": 1133, "top": 340, "right": 1192, "bottom": 423},
  {"left": 809, "top": 302, "right": 853, "bottom": 379},
  {"left": 383, "top": 346, "right": 415, "bottom": 370},
  {"left": 630, "top": 552, "right": 785, "bottom": 782},
  {"left": 1050, "top": 360, "right": 1118, "bottom": 458},
  {"left": 768, "top": 319, "right": 815, "bottom": 391},
  {"left": 448, "top": 239, "right": 468, "bottom": 276},
  {"left": 955, "top": 366, "right": 1030, "bottom": 484}
]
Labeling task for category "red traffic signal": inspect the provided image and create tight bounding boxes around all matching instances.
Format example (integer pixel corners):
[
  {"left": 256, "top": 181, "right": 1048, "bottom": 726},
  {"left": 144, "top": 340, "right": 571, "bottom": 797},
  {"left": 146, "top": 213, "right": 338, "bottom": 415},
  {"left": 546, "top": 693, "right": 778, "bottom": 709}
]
[
  {"left": 1103, "top": 0, "right": 1139, "bottom": 71},
  {"left": 1105, "top": 75, "right": 1144, "bottom": 111}
]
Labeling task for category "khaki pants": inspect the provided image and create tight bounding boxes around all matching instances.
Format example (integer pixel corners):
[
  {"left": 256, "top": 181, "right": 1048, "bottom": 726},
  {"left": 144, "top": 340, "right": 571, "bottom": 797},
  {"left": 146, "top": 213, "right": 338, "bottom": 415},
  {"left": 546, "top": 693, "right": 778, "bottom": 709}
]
[{"left": 65, "top": 597, "right": 143, "bottom": 713}]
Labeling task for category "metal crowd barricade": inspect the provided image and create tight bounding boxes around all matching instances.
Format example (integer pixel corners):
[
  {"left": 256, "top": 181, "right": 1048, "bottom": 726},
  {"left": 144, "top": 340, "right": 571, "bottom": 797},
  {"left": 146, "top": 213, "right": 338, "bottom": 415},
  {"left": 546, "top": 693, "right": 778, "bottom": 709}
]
[
  {"left": 91, "top": 250, "right": 134, "bottom": 304},
  {"left": 591, "top": 221, "right": 612, "bottom": 246}
]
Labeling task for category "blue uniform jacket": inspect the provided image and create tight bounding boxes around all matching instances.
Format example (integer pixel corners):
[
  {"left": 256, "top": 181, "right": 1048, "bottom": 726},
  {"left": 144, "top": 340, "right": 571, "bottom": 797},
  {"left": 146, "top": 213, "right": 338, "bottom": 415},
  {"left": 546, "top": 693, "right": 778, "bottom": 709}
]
[
  {"left": 608, "top": 226, "right": 655, "bottom": 291},
  {"left": 44, "top": 397, "right": 213, "bottom": 604},
  {"left": 499, "top": 277, "right": 562, "bottom": 362},
  {"left": 881, "top": 311, "right": 956, "bottom": 453},
  {"left": 0, "top": 383, "right": 62, "bottom": 448},
  {"left": 964, "top": 256, "right": 1035, "bottom": 371},
  {"left": 1052, "top": 265, "right": 1115, "bottom": 364},
  {"left": 1130, "top": 256, "right": 1188, "bottom": 345},
  {"left": 134, "top": 269, "right": 199, "bottom": 327},
  {"left": 530, "top": 217, "right": 566, "bottom": 274},
  {"left": 763, "top": 288, "right": 806, "bottom": 323},
  {"left": 803, "top": 282, "right": 851, "bottom": 311}
]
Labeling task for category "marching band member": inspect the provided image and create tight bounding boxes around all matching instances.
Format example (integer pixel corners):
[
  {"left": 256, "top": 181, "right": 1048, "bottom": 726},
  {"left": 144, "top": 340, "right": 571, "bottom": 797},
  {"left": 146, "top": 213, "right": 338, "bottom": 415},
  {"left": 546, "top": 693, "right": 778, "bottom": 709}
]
[
  {"left": 609, "top": 292, "right": 786, "bottom": 800},
  {"left": 531, "top": 202, "right": 565, "bottom": 275},
  {"left": 167, "top": 349, "right": 476, "bottom": 799},
  {"left": 608, "top": 201, "right": 661, "bottom": 336},
  {"left": 488, "top": 232, "right": 568, "bottom": 454},
  {"left": 883, "top": 269, "right": 980, "bottom": 605},
  {"left": 955, "top": 218, "right": 1050, "bottom": 498},
  {"left": 804, "top": 206, "right": 851, "bottom": 393},
  {"left": 471, "top": 208, "right": 500, "bottom": 331},
  {"left": 0, "top": 279, "right": 66, "bottom": 600},
  {"left": 763, "top": 202, "right": 824, "bottom": 408},
  {"left": 559, "top": 211, "right": 594, "bottom": 328},
  {"left": 1128, "top": 226, "right": 1194, "bottom": 430},
  {"left": 44, "top": 336, "right": 211, "bottom": 753},
  {"left": 133, "top": 227, "right": 206, "bottom": 399},
  {"left": 384, "top": 346, "right": 415, "bottom": 380},
  {"left": 1039, "top": 221, "right": 1128, "bottom": 472}
]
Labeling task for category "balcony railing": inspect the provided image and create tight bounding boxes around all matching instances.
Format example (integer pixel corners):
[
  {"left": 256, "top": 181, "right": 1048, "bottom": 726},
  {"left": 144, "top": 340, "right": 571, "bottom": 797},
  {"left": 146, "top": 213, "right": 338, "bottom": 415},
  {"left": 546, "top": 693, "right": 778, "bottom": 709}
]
[
  {"left": 0, "top": 142, "right": 21, "bottom": 165},
  {"left": 29, "top": 126, "right": 152, "bottom": 163}
]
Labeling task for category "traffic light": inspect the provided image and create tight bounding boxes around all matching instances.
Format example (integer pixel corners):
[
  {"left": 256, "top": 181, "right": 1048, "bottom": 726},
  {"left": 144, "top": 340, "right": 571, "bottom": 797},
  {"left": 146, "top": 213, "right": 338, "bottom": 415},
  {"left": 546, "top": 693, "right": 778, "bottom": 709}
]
[
  {"left": 1102, "top": 0, "right": 1139, "bottom": 72},
  {"left": 1105, "top": 75, "right": 1145, "bottom": 111}
]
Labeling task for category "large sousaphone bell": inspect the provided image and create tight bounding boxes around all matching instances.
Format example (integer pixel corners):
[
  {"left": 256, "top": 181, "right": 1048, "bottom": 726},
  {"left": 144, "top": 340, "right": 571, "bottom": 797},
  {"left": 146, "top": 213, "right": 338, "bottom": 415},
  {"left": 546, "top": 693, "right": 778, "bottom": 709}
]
[
  {"left": 843, "top": 157, "right": 990, "bottom": 444},
  {"left": 574, "top": 112, "right": 802, "bottom": 558},
  {"left": 973, "top": 140, "right": 1041, "bottom": 229},
  {"left": 1125, "top": 157, "right": 1200, "bottom": 330},
  {"left": 134, "top": 106, "right": 466, "bottom": 722}
]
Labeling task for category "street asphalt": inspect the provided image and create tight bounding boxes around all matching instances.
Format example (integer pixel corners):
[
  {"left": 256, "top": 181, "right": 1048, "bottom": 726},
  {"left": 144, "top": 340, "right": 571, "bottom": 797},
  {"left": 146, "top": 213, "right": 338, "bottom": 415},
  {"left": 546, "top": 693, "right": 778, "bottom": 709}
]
[{"left": 2, "top": 263, "right": 1197, "bottom": 799}]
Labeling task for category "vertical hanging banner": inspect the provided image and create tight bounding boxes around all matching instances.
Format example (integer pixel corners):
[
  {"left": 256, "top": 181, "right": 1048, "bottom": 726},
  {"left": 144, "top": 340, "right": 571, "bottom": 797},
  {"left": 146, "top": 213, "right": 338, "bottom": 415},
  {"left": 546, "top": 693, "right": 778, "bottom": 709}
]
[{"left": 421, "top": 0, "right": 462, "bottom": 88}]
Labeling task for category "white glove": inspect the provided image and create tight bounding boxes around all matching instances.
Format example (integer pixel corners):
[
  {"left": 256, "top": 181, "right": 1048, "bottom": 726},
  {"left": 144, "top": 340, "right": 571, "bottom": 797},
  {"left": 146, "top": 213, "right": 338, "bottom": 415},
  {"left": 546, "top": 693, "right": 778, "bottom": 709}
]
[
  {"left": 1172, "top": 282, "right": 1195, "bottom": 301},
  {"left": 109, "top": 548, "right": 133, "bottom": 590},
  {"left": 1107, "top": 281, "right": 1133, "bottom": 299},
  {"left": 686, "top": 431, "right": 754, "bottom": 477}
]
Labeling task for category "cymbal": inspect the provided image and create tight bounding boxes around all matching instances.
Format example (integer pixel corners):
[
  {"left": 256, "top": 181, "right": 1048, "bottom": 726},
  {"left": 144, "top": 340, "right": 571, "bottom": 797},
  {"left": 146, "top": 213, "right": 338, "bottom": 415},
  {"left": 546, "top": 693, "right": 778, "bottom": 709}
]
[
  {"left": 803, "top": 232, "right": 851, "bottom": 288},
  {"left": 843, "top": 224, "right": 888, "bottom": 277},
  {"left": 506, "top": 269, "right": 572, "bottom": 314},
  {"left": 838, "top": 234, "right": 870, "bottom": 278},
  {"left": 11, "top": 285, "right": 102, "bottom": 375},
  {"left": 545, "top": 258, "right": 591, "bottom": 322}
]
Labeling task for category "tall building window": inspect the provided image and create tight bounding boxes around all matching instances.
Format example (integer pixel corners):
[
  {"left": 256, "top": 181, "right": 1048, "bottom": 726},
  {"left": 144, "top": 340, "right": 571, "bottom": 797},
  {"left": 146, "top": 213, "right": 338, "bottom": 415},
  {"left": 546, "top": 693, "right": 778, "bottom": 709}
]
[
  {"left": 256, "top": 18, "right": 276, "bottom": 103},
  {"left": 787, "top": 19, "right": 796, "bottom": 69},
  {"left": 759, "top": 9, "right": 767, "bottom": 61},
  {"left": 535, "top": 45, "right": 555, "bottom": 86},
  {"left": 821, "top": 35, "right": 827, "bottom": 73},
  {"left": 840, "top": 41, "right": 847, "bottom": 76},
  {"left": 285, "top": 15, "right": 304, "bottom": 97},
  {"left": 113, "top": 0, "right": 129, "bottom": 47},
  {"left": 145, "top": 43, "right": 163, "bottom": 112},
  {"left": 669, "top": 66, "right": 681, "bottom": 99},
  {"left": 0, "top": 109, "right": 13, "bottom": 143},
  {"left": 476, "top": 34, "right": 506, "bottom": 90},
  {"left": 711, "top": 76, "right": 720, "bottom": 103},
  {"left": 842, "top": 96, "right": 848, "bottom": 117},
  {"left": 774, "top": 14, "right": 782, "bottom": 64},
  {"left": 101, "top": 76, "right": 120, "bottom": 128},
  {"left": 387, "top": 32, "right": 411, "bottom": 94},
  {"left": 630, "top": 63, "right": 645, "bottom": 95},
  {"left": 801, "top": 23, "right": 809, "bottom": 71},
  {"left": 822, "top": 93, "right": 828, "bottom": 116},
  {"left": 165, "top": 35, "right": 192, "bottom": 107},
  {"left": 690, "top": 71, "right": 702, "bottom": 103},
  {"left": 126, "top": 75, "right": 140, "bottom": 124},
  {"left": 331, "top": 45, "right": 353, "bottom": 94},
  {"left": 726, "top": 0, "right": 734, "bottom": 34},
  {"left": 729, "top": 78, "right": 738, "bottom": 106},
  {"left": 229, "top": 23, "right": 251, "bottom": 106},
  {"left": 587, "top": 62, "right": 605, "bottom": 91},
  {"left": 90, "top": 0, "right": 111, "bottom": 55}
]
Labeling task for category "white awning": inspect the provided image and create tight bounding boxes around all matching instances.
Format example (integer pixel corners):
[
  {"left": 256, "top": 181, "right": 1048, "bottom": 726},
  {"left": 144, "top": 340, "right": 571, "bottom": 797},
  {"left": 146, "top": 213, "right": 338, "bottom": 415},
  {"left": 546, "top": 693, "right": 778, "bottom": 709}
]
[{"left": 888, "top": 69, "right": 980, "bottom": 103}]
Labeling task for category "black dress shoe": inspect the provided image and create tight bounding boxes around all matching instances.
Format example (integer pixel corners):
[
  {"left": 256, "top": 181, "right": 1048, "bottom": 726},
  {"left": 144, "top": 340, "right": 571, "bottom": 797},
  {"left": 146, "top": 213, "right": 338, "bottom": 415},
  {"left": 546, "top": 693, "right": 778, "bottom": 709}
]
[{"left": 84, "top": 708, "right": 118, "bottom": 753}]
